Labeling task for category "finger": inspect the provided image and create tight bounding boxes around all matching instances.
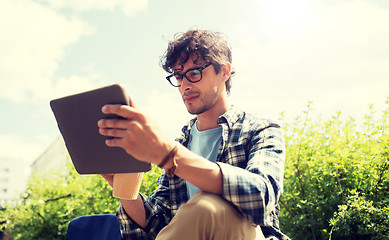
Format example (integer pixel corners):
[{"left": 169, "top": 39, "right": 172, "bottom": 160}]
[
  {"left": 98, "top": 118, "right": 129, "bottom": 129},
  {"left": 102, "top": 104, "right": 130, "bottom": 117},
  {"left": 101, "top": 173, "right": 114, "bottom": 177},
  {"left": 99, "top": 128, "right": 127, "bottom": 137},
  {"left": 128, "top": 95, "right": 138, "bottom": 108},
  {"left": 105, "top": 137, "right": 123, "bottom": 147},
  {"left": 101, "top": 174, "right": 114, "bottom": 181},
  {"left": 101, "top": 174, "right": 114, "bottom": 187},
  {"left": 102, "top": 104, "right": 143, "bottom": 121},
  {"left": 98, "top": 119, "right": 143, "bottom": 134}
]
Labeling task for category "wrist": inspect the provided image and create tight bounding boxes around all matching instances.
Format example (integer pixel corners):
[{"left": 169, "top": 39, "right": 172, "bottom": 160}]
[{"left": 158, "top": 143, "right": 179, "bottom": 177}]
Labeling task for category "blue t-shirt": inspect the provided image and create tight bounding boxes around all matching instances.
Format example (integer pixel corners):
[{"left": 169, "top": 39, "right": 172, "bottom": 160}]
[{"left": 186, "top": 121, "right": 222, "bottom": 198}]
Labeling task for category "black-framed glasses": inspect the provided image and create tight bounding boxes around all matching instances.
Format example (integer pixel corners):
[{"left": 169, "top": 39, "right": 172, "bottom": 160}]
[{"left": 166, "top": 63, "right": 212, "bottom": 87}]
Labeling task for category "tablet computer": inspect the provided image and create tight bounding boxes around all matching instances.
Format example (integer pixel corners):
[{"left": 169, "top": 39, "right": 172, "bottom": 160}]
[{"left": 50, "top": 84, "right": 151, "bottom": 174}]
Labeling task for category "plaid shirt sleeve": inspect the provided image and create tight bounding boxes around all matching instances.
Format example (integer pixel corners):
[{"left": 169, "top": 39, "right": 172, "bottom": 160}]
[
  {"left": 218, "top": 115, "right": 285, "bottom": 228},
  {"left": 116, "top": 173, "right": 173, "bottom": 240}
]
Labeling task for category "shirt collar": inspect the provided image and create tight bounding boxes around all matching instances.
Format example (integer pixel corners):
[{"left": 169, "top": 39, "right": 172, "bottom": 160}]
[
  {"left": 182, "top": 105, "right": 242, "bottom": 137},
  {"left": 217, "top": 105, "right": 242, "bottom": 128}
]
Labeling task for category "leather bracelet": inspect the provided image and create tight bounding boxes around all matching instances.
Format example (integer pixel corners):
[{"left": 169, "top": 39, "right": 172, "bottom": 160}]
[
  {"left": 165, "top": 157, "right": 177, "bottom": 178},
  {"left": 158, "top": 145, "right": 178, "bottom": 178}
]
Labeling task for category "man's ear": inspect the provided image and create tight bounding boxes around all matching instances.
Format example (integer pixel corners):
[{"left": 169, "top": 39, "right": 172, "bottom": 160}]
[{"left": 221, "top": 63, "right": 232, "bottom": 82}]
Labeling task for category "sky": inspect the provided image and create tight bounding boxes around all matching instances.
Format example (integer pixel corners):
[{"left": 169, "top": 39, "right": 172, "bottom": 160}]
[{"left": 1, "top": 0, "right": 388, "bottom": 168}]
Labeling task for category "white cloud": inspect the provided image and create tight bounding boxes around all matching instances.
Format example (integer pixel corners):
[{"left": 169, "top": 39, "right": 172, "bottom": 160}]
[
  {"left": 44, "top": 75, "right": 108, "bottom": 101},
  {"left": 38, "top": 0, "right": 148, "bottom": 17},
  {"left": 229, "top": 0, "right": 389, "bottom": 120},
  {"left": 0, "top": 0, "right": 95, "bottom": 103},
  {"left": 0, "top": 134, "right": 52, "bottom": 165},
  {"left": 314, "top": 79, "right": 389, "bottom": 118}
]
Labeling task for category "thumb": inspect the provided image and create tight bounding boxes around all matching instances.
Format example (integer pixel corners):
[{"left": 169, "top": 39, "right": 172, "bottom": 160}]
[{"left": 128, "top": 95, "right": 138, "bottom": 108}]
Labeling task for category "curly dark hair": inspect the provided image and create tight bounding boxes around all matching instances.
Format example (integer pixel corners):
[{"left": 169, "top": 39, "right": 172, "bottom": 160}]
[{"left": 160, "top": 29, "right": 235, "bottom": 94}]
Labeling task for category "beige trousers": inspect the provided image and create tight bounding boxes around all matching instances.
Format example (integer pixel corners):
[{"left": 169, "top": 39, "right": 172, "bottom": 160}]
[{"left": 155, "top": 192, "right": 265, "bottom": 240}]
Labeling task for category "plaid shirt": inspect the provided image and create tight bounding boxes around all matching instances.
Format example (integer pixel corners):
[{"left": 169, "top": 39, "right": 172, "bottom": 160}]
[{"left": 117, "top": 106, "right": 289, "bottom": 239}]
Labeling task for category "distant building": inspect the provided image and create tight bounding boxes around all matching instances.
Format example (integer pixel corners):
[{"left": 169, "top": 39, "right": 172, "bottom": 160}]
[
  {"left": 0, "top": 136, "right": 70, "bottom": 207},
  {"left": 0, "top": 157, "right": 27, "bottom": 206},
  {"left": 31, "top": 136, "right": 70, "bottom": 173}
]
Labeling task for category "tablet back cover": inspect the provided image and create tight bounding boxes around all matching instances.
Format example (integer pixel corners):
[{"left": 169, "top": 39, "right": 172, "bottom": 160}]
[{"left": 50, "top": 84, "right": 151, "bottom": 174}]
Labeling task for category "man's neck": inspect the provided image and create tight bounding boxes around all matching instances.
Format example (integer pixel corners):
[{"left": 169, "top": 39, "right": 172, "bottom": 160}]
[{"left": 196, "top": 102, "right": 230, "bottom": 131}]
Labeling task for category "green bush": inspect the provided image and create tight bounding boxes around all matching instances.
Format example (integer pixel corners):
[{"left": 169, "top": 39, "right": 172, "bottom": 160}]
[
  {"left": 329, "top": 192, "right": 389, "bottom": 240},
  {"left": 0, "top": 163, "right": 161, "bottom": 240},
  {"left": 279, "top": 99, "right": 389, "bottom": 239}
]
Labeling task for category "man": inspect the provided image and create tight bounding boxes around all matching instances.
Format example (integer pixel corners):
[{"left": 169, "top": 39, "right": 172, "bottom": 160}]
[{"left": 98, "top": 29, "right": 289, "bottom": 239}]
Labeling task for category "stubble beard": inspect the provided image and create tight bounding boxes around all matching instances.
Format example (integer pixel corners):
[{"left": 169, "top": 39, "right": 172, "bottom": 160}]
[
  {"left": 185, "top": 90, "right": 219, "bottom": 115},
  {"left": 186, "top": 103, "right": 208, "bottom": 115}
]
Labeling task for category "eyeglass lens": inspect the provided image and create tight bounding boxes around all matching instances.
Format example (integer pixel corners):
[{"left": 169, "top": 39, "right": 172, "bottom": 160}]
[
  {"left": 172, "top": 69, "right": 201, "bottom": 85},
  {"left": 167, "top": 63, "right": 211, "bottom": 87}
]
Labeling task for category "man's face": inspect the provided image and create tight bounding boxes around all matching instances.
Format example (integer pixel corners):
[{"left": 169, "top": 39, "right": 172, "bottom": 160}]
[{"left": 173, "top": 57, "right": 227, "bottom": 115}]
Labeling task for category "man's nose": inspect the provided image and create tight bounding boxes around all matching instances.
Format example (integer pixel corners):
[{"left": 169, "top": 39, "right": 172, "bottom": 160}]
[{"left": 180, "top": 77, "right": 193, "bottom": 91}]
